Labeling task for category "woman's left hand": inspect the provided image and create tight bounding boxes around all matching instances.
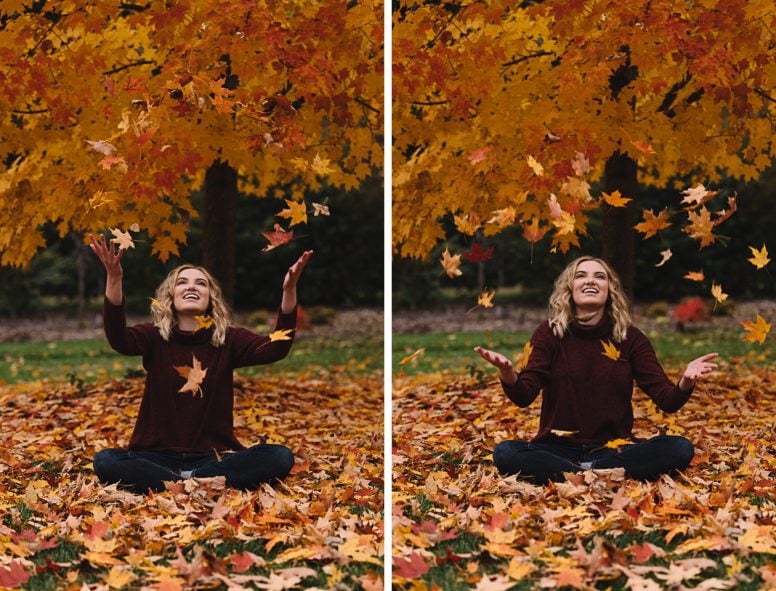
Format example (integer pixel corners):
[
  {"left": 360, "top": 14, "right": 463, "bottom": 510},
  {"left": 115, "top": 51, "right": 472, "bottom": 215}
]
[
  {"left": 678, "top": 352, "right": 719, "bottom": 393},
  {"left": 281, "top": 250, "right": 313, "bottom": 312}
]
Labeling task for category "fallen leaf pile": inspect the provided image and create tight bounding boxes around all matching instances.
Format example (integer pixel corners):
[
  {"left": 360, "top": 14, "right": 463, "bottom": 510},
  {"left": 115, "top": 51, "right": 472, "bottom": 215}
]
[
  {"left": 393, "top": 366, "right": 775, "bottom": 590},
  {"left": 0, "top": 374, "right": 383, "bottom": 590}
]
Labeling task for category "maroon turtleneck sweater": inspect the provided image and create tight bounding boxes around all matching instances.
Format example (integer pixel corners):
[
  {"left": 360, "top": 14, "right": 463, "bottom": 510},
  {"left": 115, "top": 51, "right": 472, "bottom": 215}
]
[
  {"left": 502, "top": 315, "right": 691, "bottom": 445},
  {"left": 103, "top": 299, "right": 296, "bottom": 452}
]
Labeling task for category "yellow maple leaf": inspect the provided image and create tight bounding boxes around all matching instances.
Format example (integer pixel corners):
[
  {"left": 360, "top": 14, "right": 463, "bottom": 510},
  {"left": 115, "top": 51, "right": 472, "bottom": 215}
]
[
  {"left": 453, "top": 212, "right": 481, "bottom": 236},
  {"left": 311, "top": 153, "right": 334, "bottom": 176},
  {"left": 741, "top": 314, "right": 771, "bottom": 345},
  {"left": 440, "top": 247, "right": 462, "bottom": 278},
  {"left": 109, "top": 227, "right": 134, "bottom": 250},
  {"left": 399, "top": 348, "right": 425, "bottom": 365},
  {"left": 601, "top": 190, "right": 632, "bottom": 207},
  {"left": 514, "top": 341, "right": 533, "bottom": 371},
  {"left": 550, "top": 429, "right": 579, "bottom": 438},
  {"left": 477, "top": 290, "right": 495, "bottom": 308},
  {"left": 526, "top": 155, "right": 544, "bottom": 176},
  {"left": 710, "top": 283, "right": 728, "bottom": 306},
  {"left": 174, "top": 355, "right": 207, "bottom": 398},
  {"left": 634, "top": 208, "right": 672, "bottom": 239},
  {"left": 485, "top": 207, "right": 516, "bottom": 229},
  {"left": 551, "top": 211, "right": 577, "bottom": 235},
  {"left": 268, "top": 329, "right": 294, "bottom": 342},
  {"left": 747, "top": 244, "right": 770, "bottom": 269},
  {"left": 605, "top": 438, "right": 632, "bottom": 450},
  {"left": 685, "top": 207, "right": 717, "bottom": 248},
  {"left": 149, "top": 297, "right": 164, "bottom": 311},
  {"left": 601, "top": 339, "right": 621, "bottom": 361},
  {"left": 194, "top": 315, "right": 214, "bottom": 332},
  {"left": 277, "top": 199, "right": 308, "bottom": 226},
  {"left": 630, "top": 139, "right": 655, "bottom": 155}
]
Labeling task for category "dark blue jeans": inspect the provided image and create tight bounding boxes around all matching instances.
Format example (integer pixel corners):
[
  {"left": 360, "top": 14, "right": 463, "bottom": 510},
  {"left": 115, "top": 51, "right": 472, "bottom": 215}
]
[
  {"left": 93, "top": 444, "right": 294, "bottom": 494},
  {"left": 493, "top": 435, "right": 694, "bottom": 484}
]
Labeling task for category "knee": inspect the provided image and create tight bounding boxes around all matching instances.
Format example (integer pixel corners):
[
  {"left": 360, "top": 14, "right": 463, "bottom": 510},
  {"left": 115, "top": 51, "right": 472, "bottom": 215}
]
[
  {"left": 672, "top": 437, "right": 694, "bottom": 470},
  {"left": 275, "top": 446, "right": 294, "bottom": 479},
  {"left": 492, "top": 442, "right": 515, "bottom": 474},
  {"left": 92, "top": 449, "right": 120, "bottom": 480}
]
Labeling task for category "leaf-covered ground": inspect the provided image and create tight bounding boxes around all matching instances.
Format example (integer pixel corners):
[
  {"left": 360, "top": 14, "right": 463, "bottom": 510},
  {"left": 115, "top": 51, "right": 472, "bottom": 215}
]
[
  {"left": 0, "top": 374, "right": 383, "bottom": 590},
  {"left": 393, "top": 365, "right": 776, "bottom": 590}
]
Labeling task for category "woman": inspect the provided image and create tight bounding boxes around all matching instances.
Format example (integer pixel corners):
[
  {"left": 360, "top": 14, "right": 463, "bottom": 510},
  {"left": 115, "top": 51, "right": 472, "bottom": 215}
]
[
  {"left": 476, "top": 256, "right": 717, "bottom": 484},
  {"left": 89, "top": 232, "right": 313, "bottom": 493}
]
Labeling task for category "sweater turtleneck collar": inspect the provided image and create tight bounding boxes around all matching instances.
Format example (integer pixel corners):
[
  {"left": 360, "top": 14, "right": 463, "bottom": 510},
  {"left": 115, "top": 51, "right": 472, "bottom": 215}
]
[
  {"left": 172, "top": 324, "right": 214, "bottom": 345},
  {"left": 569, "top": 313, "right": 612, "bottom": 339}
]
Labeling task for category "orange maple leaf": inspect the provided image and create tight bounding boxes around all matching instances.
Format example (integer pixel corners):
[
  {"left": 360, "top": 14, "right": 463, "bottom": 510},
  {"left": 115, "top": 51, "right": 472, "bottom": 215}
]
[
  {"left": 467, "top": 146, "right": 491, "bottom": 165},
  {"left": 684, "top": 270, "right": 704, "bottom": 282},
  {"left": 477, "top": 290, "right": 495, "bottom": 309},
  {"left": 261, "top": 224, "right": 293, "bottom": 252},
  {"left": 174, "top": 355, "right": 207, "bottom": 398},
  {"left": 440, "top": 247, "right": 462, "bottom": 278},
  {"left": 523, "top": 217, "right": 547, "bottom": 243},
  {"left": 634, "top": 208, "right": 672, "bottom": 239},
  {"left": 710, "top": 283, "right": 728, "bottom": 306},
  {"left": 399, "top": 348, "right": 425, "bottom": 366},
  {"left": 601, "top": 190, "right": 632, "bottom": 207},
  {"left": 630, "top": 140, "right": 656, "bottom": 155},
  {"left": 268, "top": 329, "right": 294, "bottom": 342},
  {"left": 485, "top": 207, "right": 516, "bottom": 229},
  {"left": 194, "top": 315, "right": 214, "bottom": 332},
  {"left": 741, "top": 315, "right": 771, "bottom": 345},
  {"left": 514, "top": 341, "right": 533, "bottom": 371},
  {"left": 685, "top": 207, "right": 716, "bottom": 248},
  {"left": 453, "top": 213, "right": 481, "bottom": 236}
]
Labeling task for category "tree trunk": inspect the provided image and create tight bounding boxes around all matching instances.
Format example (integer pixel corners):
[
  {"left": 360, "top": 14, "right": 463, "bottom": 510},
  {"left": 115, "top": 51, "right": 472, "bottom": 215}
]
[
  {"left": 73, "top": 234, "right": 88, "bottom": 326},
  {"left": 203, "top": 160, "right": 237, "bottom": 306},
  {"left": 602, "top": 151, "right": 638, "bottom": 300}
]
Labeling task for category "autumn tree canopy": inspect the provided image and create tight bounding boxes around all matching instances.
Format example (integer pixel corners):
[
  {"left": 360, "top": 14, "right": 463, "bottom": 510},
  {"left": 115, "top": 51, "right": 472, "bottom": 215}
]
[
  {"left": 392, "top": 0, "right": 775, "bottom": 259},
  {"left": 0, "top": 0, "right": 383, "bottom": 267}
]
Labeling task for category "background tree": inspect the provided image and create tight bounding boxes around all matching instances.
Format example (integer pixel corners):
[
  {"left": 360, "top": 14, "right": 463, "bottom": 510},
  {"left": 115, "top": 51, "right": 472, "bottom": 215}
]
[
  {"left": 393, "top": 0, "right": 774, "bottom": 296},
  {"left": 0, "top": 0, "right": 383, "bottom": 302}
]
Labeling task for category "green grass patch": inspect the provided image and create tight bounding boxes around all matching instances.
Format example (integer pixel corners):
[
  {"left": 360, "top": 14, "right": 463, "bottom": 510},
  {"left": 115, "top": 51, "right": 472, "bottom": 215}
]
[
  {"left": 0, "top": 334, "right": 382, "bottom": 384},
  {"left": 393, "top": 328, "right": 775, "bottom": 375}
]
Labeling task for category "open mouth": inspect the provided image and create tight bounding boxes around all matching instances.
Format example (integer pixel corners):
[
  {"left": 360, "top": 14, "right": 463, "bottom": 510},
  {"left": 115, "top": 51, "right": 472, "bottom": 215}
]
[
  {"left": 581, "top": 288, "right": 599, "bottom": 294},
  {"left": 183, "top": 293, "right": 200, "bottom": 301}
]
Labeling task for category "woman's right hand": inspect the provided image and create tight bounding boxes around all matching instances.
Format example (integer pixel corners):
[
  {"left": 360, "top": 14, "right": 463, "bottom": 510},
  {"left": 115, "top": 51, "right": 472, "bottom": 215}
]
[
  {"left": 89, "top": 233, "right": 124, "bottom": 277},
  {"left": 475, "top": 346, "right": 518, "bottom": 384},
  {"left": 89, "top": 233, "right": 124, "bottom": 305}
]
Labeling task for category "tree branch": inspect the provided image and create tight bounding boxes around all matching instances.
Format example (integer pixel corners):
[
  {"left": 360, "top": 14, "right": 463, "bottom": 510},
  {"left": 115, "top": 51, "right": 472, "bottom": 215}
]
[
  {"left": 411, "top": 100, "right": 449, "bottom": 106},
  {"left": 502, "top": 50, "right": 554, "bottom": 69},
  {"left": 754, "top": 87, "right": 776, "bottom": 104},
  {"left": 102, "top": 59, "right": 156, "bottom": 76},
  {"left": 12, "top": 108, "right": 49, "bottom": 114},
  {"left": 355, "top": 96, "right": 380, "bottom": 114}
]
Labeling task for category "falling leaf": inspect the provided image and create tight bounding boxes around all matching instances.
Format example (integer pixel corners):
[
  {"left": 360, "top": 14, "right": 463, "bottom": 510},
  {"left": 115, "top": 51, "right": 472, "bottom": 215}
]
[
  {"left": 630, "top": 140, "right": 656, "bottom": 155},
  {"left": 486, "top": 207, "right": 516, "bottom": 229},
  {"left": 261, "top": 224, "right": 293, "bottom": 252},
  {"left": 710, "top": 283, "right": 728, "bottom": 306},
  {"left": 99, "top": 155, "right": 127, "bottom": 172},
  {"left": 194, "top": 315, "right": 214, "bottom": 332},
  {"left": 109, "top": 228, "right": 135, "bottom": 250},
  {"left": 681, "top": 184, "right": 717, "bottom": 206},
  {"left": 149, "top": 297, "right": 164, "bottom": 311},
  {"left": 551, "top": 211, "right": 577, "bottom": 235},
  {"left": 399, "top": 348, "right": 425, "bottom": 365},
  {"left": 523, "top": 217, "right": 547, "bottom": 243},
  {"left": 605, "top": 438, "right": 632, "bottom": 450},
  {"left": 601, "top": 339, "right": 621, "bottom": 361},
  {"left": 129, "top": 223, "right": 140, "bottom": 232},
  {"left": 747, "top": 244, "right": 770, "bottom": 269},
  {"left": 634, "top": 208, "right": 672, "bottom": 238},
  {"left": 277, "top": 199, "right": 308, "bottom": 227},
  {"left": 655, "top": 249, "right": 672, "bottom": 267},
  {"left": 478, "top": 291, "right": 495, "bottom": 309},
  {"left": 602, "top": 190, "right": 632, "bottom": 207},
  {"left": 741, "top": 315, "right": 771, "bottom": 345},
  {"left": 440, "top": 247, "right": 463, "bottom": 278},
  {"left": 312, "top": 202, "right": 330, "bottom": 216},
  {"left": 468, "top": 147, "right": 492, "bottom": 165},
  {"left": 462, "top": 243, "right": 494, "bottom": 262},
  {"left": 174, "top": 354, "right": 207, "bottom": 398},
  {"left": 526, "top": 155, "right": 544, "bottom": 176},
  {"left": 513, "top": 341, "right": 533, "bottom": 371},
  {"left": 571, "top": 152, "right": 590, "bottom": 176},
  {"left": 684, "top": 270, "right": 704, "bottom": 282},
  {"left": 686, "top": 207, "right": 717, "bottom": 248},
  {"left": 268, "top": 329, "right": 294, "bottom": 342},
  {"left": 84, "top": 139, "right": 118, "bottom": 155},
  {"left": 549, "top": 429, "right": 579, "bottom": 438},
  {"left": 714, "top": 194, "right": 738, "bottom": 226}
]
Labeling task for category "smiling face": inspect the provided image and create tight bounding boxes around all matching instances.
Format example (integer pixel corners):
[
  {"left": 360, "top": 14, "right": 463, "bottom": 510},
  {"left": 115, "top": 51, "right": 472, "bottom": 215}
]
[
  {"left": 172, "top": 268, "right": 211, "bottom": 317},
  {"left": 571, "top": 260, "right": 609, "bottom": 312}
]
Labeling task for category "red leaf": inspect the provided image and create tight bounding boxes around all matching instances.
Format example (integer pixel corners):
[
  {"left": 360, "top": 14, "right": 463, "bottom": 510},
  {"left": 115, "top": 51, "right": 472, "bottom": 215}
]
[
  {"left": 462, "top": 243, "right": 494, "bottom": 262},
  {"left": 630, "top": 542, "right": 655, "bottom": 564},
  {"left": 0, "top": 561, "right": 30, "bottom": 587},
  {"left": 394, "top": 552, "right": 431, "bottom": 579},
  {"left": 230, "top": 551, "right": 256, "bottom": 573}
]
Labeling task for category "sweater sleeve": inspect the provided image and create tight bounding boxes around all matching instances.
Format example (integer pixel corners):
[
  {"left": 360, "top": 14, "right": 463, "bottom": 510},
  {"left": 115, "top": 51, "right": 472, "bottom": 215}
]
[
  {"left": 230, "top": 307, "right": 297, "bottom": 368},
  {"left": 500, "top": 321, "right": 554, "bottom": 408},
  {"left": 103, "top": 297, "right": 154, "bottom": 356},
  {"left": 629, "top": 328, "right": 691, "bottom": 413}
]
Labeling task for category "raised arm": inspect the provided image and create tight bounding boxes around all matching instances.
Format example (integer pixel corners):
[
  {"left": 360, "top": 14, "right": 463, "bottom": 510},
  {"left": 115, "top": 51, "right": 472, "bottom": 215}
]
[
  {"left": 89, "top": 233, "right": 124, "bottom": 305},
  {"left": 475, "top": 347, "right": 518, "bottom": 384},
  {"left": 678, "top": 352, "right": 719, "bottom": 393},
  {"left": 281, "top": 250, "right": 313, "bottom": 313}
]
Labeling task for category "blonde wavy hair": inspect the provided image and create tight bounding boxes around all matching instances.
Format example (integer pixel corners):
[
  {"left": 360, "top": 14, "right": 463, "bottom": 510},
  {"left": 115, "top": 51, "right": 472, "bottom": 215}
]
[
  {"left": 151, "top": 265, "right": 232, "bottom": 346},
  {"left": 548, "top": 256, "right": 632, "bottom": 342}
]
